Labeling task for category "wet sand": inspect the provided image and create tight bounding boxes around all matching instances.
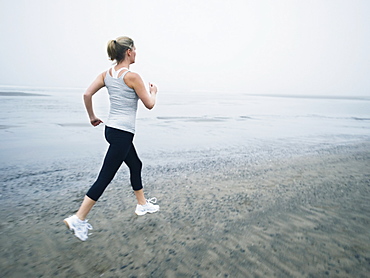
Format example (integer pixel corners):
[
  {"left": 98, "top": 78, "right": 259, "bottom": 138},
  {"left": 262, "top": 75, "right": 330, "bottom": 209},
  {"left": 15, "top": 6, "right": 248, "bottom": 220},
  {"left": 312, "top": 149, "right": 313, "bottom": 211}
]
[{"left": 1, "top": 141, "right": 369, "bottom": 277}]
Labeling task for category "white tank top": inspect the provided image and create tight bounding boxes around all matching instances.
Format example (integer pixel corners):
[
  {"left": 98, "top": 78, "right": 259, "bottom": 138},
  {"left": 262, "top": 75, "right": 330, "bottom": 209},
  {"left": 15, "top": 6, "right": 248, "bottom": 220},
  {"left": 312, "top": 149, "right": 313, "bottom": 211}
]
[{"left": 104, "top": 67, "right": 139, "bottom": 134}]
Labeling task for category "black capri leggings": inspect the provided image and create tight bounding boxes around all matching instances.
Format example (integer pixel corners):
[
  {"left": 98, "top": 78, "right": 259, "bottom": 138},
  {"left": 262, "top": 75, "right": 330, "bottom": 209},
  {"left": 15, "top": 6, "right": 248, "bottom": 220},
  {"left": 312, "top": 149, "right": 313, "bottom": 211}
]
[{"left": 86, "top": 126, "right": 143, "bottom": 201}]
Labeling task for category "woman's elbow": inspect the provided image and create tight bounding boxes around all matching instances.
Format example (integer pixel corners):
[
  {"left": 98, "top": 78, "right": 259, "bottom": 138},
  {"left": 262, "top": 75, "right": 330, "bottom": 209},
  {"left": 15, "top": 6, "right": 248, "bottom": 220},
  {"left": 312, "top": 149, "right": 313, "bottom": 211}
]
[
  {"left": 83, "top": 91, "right": 94, "bottom": 101},
  {"left": 83, "top": 92, "right": 90, "bottom": 99},
  {"left": 144, "top": 100, "right": 155, "bottom": 110},
  {"left": 146, "top": 103, "right": 155, "bottom": 110}
]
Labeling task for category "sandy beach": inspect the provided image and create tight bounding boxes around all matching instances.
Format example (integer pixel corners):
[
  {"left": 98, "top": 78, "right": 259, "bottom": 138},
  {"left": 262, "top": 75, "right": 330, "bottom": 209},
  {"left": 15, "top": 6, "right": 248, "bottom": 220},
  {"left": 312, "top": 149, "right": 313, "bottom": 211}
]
[{"left": 1, "top": 140, "right": 369, "bottom": 277}]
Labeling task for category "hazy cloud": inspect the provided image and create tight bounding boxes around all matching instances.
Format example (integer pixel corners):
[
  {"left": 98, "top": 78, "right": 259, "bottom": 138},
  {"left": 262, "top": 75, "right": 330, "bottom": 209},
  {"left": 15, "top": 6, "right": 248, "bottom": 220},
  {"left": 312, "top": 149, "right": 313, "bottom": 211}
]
[{"left": 0, "top": 0, "right": 369, "bottom": 95}]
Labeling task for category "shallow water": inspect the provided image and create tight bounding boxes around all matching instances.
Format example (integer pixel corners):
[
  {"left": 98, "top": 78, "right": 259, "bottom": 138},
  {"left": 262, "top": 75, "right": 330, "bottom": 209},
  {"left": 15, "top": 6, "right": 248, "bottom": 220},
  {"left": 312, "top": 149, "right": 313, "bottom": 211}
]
[{"left": 0, "top": 88, "right": 369, "bottom": 167}]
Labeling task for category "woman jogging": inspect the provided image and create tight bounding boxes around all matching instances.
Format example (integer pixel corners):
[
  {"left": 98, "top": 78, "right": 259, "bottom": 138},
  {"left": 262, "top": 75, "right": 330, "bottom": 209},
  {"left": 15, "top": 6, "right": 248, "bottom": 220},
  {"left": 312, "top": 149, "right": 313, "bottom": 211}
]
[{"left": 64, "top": 36, "right": 159, "bottom": 241}]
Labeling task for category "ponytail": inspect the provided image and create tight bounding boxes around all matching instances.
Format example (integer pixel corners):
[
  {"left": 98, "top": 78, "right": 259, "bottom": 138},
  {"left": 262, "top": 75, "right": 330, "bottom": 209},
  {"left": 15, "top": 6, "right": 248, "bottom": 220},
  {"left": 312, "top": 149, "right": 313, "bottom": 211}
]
[{"left": 107, "top": 36, "right": 134, "bottom": 63}]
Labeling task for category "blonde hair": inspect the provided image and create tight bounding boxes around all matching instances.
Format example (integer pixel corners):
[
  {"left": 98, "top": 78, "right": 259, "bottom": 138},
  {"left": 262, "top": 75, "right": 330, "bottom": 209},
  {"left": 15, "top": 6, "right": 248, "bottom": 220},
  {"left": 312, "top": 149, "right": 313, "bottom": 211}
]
[{"left": 107, "top": 36, "right": 134, "bottom": 63}]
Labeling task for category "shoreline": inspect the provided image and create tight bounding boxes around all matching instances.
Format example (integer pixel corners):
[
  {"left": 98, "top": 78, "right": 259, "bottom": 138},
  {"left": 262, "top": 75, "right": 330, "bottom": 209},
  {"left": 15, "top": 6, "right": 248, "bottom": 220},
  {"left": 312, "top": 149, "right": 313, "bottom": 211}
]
[{"left": 1, "top": 141, "right": 370, "bottom": 277}]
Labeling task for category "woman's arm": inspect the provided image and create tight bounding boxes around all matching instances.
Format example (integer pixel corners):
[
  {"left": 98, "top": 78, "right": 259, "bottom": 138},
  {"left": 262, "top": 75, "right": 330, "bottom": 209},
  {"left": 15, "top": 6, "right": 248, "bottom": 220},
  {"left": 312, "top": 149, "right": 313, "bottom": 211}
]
[
  {"left": 83, "top": 72, "right": 105, "bottom": 126},
  {"left": 125, "top": 72, "right": 157, "bottom": 109}
]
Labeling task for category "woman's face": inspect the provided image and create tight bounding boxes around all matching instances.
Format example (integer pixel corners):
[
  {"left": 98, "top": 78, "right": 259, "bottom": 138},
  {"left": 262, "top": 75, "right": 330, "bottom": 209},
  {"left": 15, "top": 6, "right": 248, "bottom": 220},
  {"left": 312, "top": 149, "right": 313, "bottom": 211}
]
[{"left": 129, "top": 46, "right": 136, "bottom": 64}]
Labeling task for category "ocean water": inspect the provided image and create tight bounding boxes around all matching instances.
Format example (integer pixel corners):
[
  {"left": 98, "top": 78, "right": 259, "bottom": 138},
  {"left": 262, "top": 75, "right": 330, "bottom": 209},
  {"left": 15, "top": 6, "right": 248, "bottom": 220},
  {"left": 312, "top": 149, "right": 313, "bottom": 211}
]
[{"left": 0, "top": 87, "right": 369, "bottom": 167}]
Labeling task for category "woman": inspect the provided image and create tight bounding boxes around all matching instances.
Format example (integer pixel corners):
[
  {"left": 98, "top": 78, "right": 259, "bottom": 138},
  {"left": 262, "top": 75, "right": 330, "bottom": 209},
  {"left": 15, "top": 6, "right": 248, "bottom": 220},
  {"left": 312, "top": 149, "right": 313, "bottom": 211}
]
[{"left": 64, "top": 36, "right": 159, "bottom": 241}]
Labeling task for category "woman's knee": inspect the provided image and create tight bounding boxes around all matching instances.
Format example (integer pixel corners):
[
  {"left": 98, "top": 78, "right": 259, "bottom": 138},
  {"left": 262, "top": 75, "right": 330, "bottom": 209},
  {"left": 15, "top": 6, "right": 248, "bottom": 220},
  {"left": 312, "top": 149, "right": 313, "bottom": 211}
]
[
  {"left": 136, "top": 159, "right": 143, "bottom": 171},
  {"left": 125, "top": 155, "right": 142, "bottom": 172}
]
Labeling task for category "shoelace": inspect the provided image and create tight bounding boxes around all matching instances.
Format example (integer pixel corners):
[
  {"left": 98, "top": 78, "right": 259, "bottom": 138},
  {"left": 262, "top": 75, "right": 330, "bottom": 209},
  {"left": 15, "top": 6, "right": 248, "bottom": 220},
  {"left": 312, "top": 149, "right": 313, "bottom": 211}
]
[
  {"left": 147, "top": 197, "right": 157, "bottom": 204},
  {"left": 76, "top": 220, "right": 93, "bottom": 236}
]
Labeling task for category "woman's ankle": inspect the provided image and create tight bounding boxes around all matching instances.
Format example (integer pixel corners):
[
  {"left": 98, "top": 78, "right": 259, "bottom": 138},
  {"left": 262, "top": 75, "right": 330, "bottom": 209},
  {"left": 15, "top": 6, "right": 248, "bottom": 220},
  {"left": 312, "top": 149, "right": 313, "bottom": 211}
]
[{"left": 75, "top": 213, "right": 85, "bottom": 221}]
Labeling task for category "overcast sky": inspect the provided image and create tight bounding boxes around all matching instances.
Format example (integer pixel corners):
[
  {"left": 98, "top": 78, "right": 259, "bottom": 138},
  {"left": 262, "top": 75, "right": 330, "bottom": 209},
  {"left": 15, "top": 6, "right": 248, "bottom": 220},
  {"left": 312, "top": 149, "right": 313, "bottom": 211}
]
[{"left": 0, "top": 0, "right": 369, "bottom": 96}]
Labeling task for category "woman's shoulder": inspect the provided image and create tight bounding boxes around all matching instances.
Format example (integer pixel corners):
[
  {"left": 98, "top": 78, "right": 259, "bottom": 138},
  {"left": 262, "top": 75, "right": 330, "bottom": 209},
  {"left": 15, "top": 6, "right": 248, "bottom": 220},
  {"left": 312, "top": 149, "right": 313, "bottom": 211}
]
[
  {"left": 96, "top": 70, "right": 108, "bottom": 82},
  {"left": 125, "top": 71, "right": 142, "bottom": 82},
  {"left": 124, "top": 71, "right": 144, "bottom": 89}
]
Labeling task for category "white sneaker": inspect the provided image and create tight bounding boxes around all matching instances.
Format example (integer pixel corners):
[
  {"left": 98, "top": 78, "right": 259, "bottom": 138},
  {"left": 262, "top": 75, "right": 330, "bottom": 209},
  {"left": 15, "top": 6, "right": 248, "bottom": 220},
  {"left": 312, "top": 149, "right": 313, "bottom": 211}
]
[
  {"left": 135, "top": 198, "right": 160, "bottom": 216},
  {"left": 63, "top": 215, "right": 93, "bottom": 241}
]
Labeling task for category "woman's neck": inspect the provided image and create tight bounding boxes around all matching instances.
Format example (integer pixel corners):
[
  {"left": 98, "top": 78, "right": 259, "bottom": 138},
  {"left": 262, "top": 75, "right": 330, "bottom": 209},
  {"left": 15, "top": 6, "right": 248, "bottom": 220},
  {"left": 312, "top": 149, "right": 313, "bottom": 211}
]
[{"left": 115, "top": 61, "right": 130, "bottom": 70}]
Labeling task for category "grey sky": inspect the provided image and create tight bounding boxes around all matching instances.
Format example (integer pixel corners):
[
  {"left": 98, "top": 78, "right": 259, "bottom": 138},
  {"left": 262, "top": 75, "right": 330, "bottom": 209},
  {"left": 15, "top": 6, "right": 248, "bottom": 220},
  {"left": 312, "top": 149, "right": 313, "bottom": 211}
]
[{"left": 1, "top": 0, "right": 369, "bottom": 96}]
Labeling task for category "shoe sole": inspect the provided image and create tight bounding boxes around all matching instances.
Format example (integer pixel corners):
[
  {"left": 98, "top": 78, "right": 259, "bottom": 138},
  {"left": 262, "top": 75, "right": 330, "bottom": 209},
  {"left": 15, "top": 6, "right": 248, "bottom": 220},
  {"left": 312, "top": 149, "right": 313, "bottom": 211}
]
[
  {"left": 63, "top": 219, "right": 71, "bottom": 230},
  {"left": 135, "top": 209, "right": 159, "bottom": 216}
]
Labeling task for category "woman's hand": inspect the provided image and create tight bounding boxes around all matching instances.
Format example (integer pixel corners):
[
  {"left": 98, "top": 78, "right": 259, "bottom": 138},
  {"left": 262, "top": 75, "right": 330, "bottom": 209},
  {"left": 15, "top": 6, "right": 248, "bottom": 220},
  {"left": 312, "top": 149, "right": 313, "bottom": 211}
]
[
  {"left": 149, "top": 83, "right": 158, "bottom": 95},
  {"left": 90, "top": 117, "right": 103, "bottom": 126}
]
